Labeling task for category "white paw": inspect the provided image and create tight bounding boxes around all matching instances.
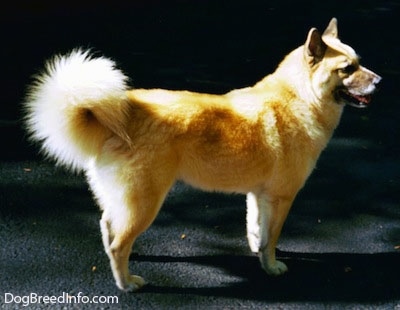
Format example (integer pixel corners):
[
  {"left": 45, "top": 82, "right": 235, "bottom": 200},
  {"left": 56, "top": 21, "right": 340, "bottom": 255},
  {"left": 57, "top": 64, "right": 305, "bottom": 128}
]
[
  {"left": 261, "top": 259, "right": 288, "bottom": 276},
  {"left": 117, "top": 275, "right": 146, "bottom": 292}
]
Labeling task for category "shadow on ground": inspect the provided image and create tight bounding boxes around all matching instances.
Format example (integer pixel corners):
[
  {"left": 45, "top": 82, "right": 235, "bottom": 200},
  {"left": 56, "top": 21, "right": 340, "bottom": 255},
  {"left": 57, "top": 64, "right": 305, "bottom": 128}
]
[{"left": 137, "top": 251, "right": 400, "bottom": 302}]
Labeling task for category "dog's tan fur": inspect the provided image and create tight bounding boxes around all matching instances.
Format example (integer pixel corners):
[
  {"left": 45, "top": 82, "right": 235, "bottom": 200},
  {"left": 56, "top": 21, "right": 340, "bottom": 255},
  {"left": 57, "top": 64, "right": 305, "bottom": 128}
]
[{"left": 24, "top": 18, "right": 381, "bottom": 291}]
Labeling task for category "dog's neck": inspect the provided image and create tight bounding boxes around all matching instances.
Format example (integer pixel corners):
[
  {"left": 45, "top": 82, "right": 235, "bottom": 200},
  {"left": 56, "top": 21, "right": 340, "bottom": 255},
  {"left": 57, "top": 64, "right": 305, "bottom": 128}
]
[
  {"left": 253, "top": 46, "right": 344, "bottom": 145},
  {"left": 272, "top": 47, "right": 323, "bottom": 102},
  {"left": 258, "top": 46, "right": 343, "bottom": 110}
]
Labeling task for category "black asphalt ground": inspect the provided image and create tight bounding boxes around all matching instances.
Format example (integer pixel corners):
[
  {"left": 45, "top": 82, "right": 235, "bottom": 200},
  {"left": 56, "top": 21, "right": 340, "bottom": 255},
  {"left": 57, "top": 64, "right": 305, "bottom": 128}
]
[{"left": 1, "top": 1, "right": 400, "bottom": 309}]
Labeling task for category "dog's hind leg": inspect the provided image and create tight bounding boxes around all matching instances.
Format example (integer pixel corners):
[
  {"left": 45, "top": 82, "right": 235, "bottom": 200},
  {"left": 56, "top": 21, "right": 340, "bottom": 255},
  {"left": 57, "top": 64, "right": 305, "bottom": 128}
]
[
  {"left": 88, "top": 159, "right": 176, "bottom": 292},
  {"left": 100, "top": 214, "right": 113, "bottom": 256},
  {"left": 101, "top": 182, "right": 172, "bottom": 292},
  {"left": 103, "top": 216, "right": 145, "bottom": 292},
  {"left": 246, "top": 191, "right": 294, "bottom": 276}
]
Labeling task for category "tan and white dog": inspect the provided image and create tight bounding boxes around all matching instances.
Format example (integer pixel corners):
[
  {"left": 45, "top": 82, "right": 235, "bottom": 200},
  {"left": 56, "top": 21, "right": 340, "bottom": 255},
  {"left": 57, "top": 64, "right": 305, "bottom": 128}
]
[{"left": 24, "top": 18, "right": 381, "bottom": 291}]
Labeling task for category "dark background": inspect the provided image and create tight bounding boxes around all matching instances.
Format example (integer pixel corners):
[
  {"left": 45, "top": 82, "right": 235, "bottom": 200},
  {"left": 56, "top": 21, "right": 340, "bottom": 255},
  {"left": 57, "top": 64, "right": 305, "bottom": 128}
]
[
  {"left": 1, "top": 1, "right": 399, "bottom": 309},
  {"left": 1, "top": 0, "right": 399, "bottom": 160}
]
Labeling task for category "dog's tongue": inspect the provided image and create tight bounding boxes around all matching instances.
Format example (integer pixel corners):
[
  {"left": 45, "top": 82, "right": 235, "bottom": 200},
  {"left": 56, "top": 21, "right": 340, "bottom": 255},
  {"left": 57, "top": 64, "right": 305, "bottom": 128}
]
[
  {"left": 353, "top": 93, "right": 371, "bottom": 104},
  {"left": 339, "top": 90, "right": 372, "bottom": 108}
]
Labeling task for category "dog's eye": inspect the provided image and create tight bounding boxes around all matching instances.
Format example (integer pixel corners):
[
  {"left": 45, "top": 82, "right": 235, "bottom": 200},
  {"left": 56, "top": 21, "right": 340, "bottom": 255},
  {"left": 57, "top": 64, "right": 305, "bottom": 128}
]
[{"left": 340, "top": 65, "right": 356, "bottom": 74}]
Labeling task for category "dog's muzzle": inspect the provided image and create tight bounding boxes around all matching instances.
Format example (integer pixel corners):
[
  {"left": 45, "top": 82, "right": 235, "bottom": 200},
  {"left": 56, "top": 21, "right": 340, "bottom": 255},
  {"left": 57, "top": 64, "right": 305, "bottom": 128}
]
[{"left": 336, "top": 72, "right": 382, "bottom": 108}]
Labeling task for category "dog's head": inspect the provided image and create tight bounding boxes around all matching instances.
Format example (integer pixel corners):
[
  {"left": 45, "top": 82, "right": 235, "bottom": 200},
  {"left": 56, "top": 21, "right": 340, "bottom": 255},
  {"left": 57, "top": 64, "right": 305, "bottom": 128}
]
[{"left": 304, "top": 18, "right": 381, "bottom": 108}]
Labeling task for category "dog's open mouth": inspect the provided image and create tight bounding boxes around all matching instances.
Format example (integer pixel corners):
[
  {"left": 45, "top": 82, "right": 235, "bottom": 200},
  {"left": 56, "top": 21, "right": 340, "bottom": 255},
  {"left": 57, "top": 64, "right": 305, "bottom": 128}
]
[{"left": 337, "top": 89, "right": 371, "bottom": 108}]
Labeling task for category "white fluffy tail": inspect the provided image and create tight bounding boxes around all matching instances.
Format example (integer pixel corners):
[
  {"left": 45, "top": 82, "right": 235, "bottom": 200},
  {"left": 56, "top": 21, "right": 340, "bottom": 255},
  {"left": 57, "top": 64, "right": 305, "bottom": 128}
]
[{"left": 24, "top": 49, "right": 131, "bottom": 170}]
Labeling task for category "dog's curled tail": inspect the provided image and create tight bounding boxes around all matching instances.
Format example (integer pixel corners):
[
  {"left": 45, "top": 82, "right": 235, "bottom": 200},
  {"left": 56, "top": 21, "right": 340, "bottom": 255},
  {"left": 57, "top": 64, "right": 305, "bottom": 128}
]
[{"left": 24, "top": 49, "right": 131, "bottom": 171}]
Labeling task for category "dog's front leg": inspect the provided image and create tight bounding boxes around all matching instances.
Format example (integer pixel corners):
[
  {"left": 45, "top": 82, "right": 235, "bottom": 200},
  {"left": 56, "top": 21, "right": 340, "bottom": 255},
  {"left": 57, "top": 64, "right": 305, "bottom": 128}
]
[
  {"left": 246, "top": 192, "right": 268, "bottom": 253},
  {"left": 246, "top": 192, "right": 293, "bottom": 276}
]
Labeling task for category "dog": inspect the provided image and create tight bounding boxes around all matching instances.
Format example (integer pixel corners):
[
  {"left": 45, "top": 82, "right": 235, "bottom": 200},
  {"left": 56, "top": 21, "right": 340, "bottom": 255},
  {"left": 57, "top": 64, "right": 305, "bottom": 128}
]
[{"left": 24, "top": 18, "right": 381, "bottom": 291}]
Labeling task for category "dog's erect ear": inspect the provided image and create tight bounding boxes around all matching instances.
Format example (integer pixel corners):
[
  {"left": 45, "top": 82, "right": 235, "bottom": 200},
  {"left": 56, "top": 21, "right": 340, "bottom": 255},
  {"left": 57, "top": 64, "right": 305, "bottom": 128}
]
[
  {"left": 322, "top": 18, "right": 338, "bottom": 38},
  {"left": 304, "top": 28, "right": 327, "bottom": 65}
]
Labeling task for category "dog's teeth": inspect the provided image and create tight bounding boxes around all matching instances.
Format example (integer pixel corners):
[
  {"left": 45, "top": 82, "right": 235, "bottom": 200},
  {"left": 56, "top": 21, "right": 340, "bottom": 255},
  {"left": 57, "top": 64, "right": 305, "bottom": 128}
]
[{"left": 356, "top": 94, "right": 371, "bottom": 104}]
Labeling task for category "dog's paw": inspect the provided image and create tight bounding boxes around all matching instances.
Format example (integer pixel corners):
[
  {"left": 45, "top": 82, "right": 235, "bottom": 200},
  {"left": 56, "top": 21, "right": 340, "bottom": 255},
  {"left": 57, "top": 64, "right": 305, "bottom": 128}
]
[
  {"left": 117, "top": 275, "right": 146, "bottom": 292},
  {"left": 261, "top": 259, "right": 288, "bottom": 276}
]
